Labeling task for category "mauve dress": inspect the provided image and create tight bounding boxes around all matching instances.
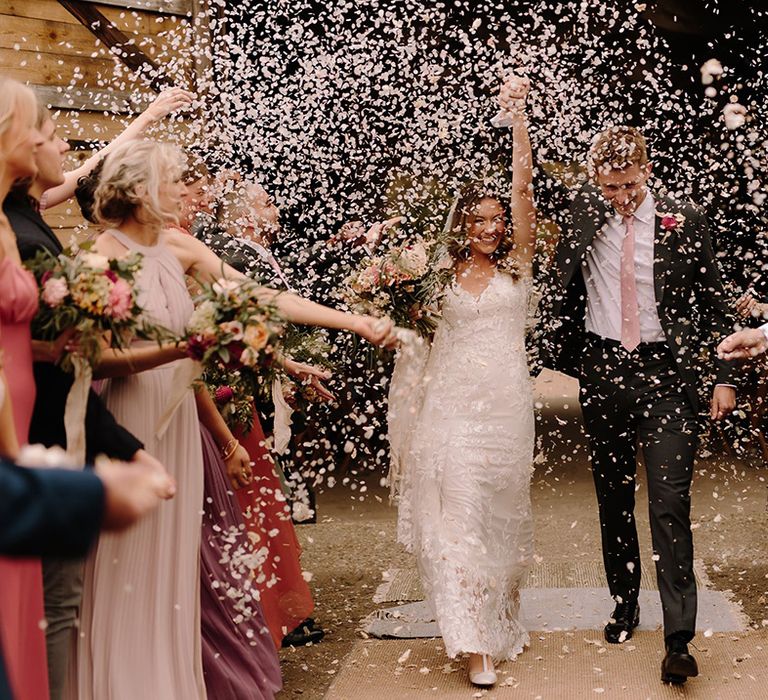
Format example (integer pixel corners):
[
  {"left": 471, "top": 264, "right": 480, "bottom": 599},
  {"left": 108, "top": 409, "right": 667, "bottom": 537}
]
[
  {"left": 200, "top": 424, "right": 281, "bottom": 699},
  {"left": 73, "top": 232, "right": 206, "bottom": 700},
  {"left": 0, "top": 256, "right": 49, "bottom": 700}
]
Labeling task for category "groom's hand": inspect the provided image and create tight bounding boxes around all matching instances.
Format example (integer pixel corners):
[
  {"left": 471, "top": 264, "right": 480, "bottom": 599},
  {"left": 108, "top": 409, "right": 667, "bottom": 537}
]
[
  {"left": 717, "top": 327, "right": 768, "bottom": 360},
  {"left": 710, "top": 385, "right": 736, "bottom": 421}
]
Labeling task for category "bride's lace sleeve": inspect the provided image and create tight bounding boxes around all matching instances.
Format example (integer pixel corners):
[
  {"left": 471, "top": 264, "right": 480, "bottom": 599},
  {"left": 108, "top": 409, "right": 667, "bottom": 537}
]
[{"left": 387, "top": 328, "right": 431, "bottom": 502}]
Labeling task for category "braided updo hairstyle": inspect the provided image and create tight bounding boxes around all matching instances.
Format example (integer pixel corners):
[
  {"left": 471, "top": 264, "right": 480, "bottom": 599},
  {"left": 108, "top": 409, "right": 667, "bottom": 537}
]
[{"left": 91, "top": 140, "right": 185, "bottom": 228}]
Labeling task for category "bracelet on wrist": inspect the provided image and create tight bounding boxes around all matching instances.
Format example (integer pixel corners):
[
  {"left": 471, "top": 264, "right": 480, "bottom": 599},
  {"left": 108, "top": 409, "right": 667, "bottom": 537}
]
[{"left": 221, "top": 438, "right": 239, "bottom": 461}]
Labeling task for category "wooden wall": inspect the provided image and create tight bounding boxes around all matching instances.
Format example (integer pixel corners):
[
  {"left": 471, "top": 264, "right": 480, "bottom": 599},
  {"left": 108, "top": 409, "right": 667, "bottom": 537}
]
[{"left": 0, "top": 0, "right": 202, "bottom": 243}]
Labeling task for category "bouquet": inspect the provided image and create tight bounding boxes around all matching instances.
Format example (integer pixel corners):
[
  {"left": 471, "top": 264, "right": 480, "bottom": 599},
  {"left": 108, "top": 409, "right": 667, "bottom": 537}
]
[
  {"left": 211, "top": 326, "right": 334, "bottom": 432},
  {"left": 186, "top": 277, "right": 284, "bottom": 433},
  {"left": 27, "top": 246, "right": 165, "bottom": 371},
  {"left": 343, "top": 238, "right": 452, "bottom": 337}
]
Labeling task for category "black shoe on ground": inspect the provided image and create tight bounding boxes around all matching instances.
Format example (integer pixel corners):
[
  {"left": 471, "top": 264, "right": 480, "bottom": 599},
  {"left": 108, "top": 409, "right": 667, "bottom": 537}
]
[
  {"left": 604, "top": 601, "right": 640, "bottom": 644},
  {"left": 661, "top": 633, "right": 698, "bottom": 684},
  {"left": 281, "top": 618, "right": 325, "bottom": 647}
]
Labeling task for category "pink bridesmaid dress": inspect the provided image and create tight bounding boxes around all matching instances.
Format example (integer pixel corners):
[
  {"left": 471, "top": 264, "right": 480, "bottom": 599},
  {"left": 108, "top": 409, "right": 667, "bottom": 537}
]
[{"left": 0, "top": 255, "right": 49, "bottom": 700}]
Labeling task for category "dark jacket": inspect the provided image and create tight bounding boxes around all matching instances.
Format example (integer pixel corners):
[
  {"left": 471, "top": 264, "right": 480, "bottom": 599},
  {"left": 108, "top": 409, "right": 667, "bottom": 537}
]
[
  {"left": 0, "top": 459, "right": 104, "bottom": 700},
  {"left": 539, "top": 184, "right": 736, "bottom": 413},
  {"left": 3, "top": 191, "right": 143, "bottom": 461}
]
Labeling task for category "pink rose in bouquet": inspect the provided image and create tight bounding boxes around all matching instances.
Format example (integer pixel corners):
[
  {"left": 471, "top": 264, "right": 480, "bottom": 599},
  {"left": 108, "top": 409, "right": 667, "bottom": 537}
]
[
  {"left": 107, "top": 278, "right": 133, "bottom": 321},
  {"left": 26, "top": 246, "right": 165, "bottom": 372}
]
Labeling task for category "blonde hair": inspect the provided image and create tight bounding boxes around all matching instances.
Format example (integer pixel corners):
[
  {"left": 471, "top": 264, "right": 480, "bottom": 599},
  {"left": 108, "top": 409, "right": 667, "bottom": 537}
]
[
  {"left": 0, "top": 76, "right": 38, "bottom": 168},
  {"left": 93, "top": 140, "right": 185, "bottom": 228},
  {"left": 588, "top": 126, "right": 648, "bottom": 179}
]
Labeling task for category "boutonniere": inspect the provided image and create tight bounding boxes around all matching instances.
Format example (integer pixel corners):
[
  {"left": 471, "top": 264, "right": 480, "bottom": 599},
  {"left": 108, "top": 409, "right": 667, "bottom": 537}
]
[
  {"left": 656, "top": 211, "right": 686, "bottom": 245},
  {"left": 657, "top": 211, "right": 685, "bottom": 231}
]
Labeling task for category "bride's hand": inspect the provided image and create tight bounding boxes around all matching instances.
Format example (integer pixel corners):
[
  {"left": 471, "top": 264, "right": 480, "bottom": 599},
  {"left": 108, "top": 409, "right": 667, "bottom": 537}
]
[{"left": 498, "top": 74, "right": 530, "bottom": 115}]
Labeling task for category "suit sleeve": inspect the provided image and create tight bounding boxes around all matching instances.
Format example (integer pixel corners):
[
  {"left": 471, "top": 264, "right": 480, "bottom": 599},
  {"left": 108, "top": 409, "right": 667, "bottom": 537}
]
[
  {"left": 0, "top": 461, "right": 104, "bottom": 557},
  {"left": 84, "top": 390, "right": 143, "bottom": 462},
  {"left": 694, "top": 209, "right": 738, "bottom": 385}
]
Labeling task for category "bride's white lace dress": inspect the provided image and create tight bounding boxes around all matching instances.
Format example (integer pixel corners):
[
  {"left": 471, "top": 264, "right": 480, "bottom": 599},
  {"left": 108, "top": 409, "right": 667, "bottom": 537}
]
[{"left": 393, "top": 270, "right": 534, "bottom": 661}]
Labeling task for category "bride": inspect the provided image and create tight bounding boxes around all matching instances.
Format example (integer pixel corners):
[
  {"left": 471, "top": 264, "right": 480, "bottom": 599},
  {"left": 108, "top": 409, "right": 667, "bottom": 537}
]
[{"left": 392, "top": 75, "right": 536, "bottom": 688}]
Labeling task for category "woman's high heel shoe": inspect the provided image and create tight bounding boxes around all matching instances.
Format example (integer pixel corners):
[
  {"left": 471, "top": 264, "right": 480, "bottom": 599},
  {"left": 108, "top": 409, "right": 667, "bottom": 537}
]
[{"left": 469, "top": 654, "right": 497, "bottom": 687}]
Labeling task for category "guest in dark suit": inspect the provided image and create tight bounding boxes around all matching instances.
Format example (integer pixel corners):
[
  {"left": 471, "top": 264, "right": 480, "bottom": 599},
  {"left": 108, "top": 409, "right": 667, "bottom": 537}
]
[
  {"left": 2, "top": 103, "right": 168, "bottom": 700},
  {"left": 541, "top": 126, "right": 736, "bottom": 684},
  {"left": 0, "top": 456, "right": 174, "bottom": 700}
]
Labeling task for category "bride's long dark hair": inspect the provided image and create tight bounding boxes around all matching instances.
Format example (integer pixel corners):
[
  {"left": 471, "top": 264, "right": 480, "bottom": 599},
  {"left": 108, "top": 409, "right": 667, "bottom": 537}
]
[{"left": 444, "top": 180, "right": 519, "bottom": 277}]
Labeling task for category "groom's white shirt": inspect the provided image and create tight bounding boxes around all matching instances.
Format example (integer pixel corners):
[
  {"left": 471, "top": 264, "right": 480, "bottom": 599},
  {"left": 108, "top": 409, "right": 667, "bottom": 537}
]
[{"left": 583, "top": 192, "right": 665, "bottom": 343}]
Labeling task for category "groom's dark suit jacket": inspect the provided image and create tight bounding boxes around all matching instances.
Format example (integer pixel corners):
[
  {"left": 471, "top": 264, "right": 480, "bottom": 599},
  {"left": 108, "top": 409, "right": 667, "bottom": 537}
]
[
  {"left": 3, "top": 191, "right": 143, "bottom": 461},
  {"left": 539, "top": 184, "right": 736, "bottom": 414}
]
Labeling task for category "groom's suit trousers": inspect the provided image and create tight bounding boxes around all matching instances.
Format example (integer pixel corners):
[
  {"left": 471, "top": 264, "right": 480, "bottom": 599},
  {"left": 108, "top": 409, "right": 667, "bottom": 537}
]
[{"left": 579, "top": 333, "right": 698, "bottom": 640}]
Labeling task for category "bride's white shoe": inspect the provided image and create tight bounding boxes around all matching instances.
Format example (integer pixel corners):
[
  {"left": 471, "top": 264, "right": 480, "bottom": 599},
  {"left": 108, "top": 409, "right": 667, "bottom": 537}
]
[{"left": 468, "top": 654, "right": 497, "bottom": 687}]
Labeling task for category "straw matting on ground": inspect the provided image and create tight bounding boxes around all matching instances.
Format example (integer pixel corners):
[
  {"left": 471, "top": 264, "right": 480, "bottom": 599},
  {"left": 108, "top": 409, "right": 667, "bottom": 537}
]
[{"left": 324, "top": 630, "right": 768, "bottom": 699}]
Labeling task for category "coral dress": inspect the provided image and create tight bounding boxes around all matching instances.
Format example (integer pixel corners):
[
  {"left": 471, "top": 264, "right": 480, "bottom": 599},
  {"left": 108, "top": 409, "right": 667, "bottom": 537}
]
[
  {"left": 236, "top": 417, "right": 314, "bottom": 647},
  {"left": 0, "top": 256, "right": 49, "bottom": 700},
  {"left": 73, "top": 232, "right": 206, "bottom": 699}
]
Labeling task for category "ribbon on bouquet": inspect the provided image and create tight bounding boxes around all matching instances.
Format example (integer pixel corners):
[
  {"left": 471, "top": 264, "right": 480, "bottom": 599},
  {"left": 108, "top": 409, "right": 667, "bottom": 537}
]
[
  {"left": 386, "top": 327, "right": 431, "bottom": 502},
  {"left": 64, "top": 354, "right": 92, "bottom": 466},
  {"left": 272, "top": 376, "right": 293, "bottom": 455},
  {"left": 155, "top": 358, "right": 203, "bottom": 439}
]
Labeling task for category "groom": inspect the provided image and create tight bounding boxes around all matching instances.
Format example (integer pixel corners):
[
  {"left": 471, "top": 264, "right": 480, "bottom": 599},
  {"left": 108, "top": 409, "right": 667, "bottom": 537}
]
[{"left": 541, "top": 126, "right": 736, "bottom": 684}]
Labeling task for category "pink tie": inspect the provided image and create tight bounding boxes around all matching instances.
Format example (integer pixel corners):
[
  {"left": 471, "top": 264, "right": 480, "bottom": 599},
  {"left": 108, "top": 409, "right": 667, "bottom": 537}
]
[{"left": 620, "top": 216, "right": 641, "bottom": 352}]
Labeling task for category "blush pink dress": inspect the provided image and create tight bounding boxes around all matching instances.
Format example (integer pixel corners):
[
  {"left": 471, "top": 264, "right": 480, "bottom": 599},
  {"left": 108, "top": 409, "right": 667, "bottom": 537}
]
[{"left": 0, "top": 255, "right": 49, "bottom": 700}]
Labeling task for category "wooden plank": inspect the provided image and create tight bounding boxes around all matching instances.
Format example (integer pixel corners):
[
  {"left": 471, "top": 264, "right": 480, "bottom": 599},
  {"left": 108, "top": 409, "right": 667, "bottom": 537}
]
[
  {"left": 0, "top": 13, "right": 118, "bottom": 55},
  {"left": 79, "top": 0, "right": 191, "bottom": 16},
  {"left": 31, "top": 83, "right": 154, "bottom": 112},
  {"left": 0, "top": 0, "right": 151, "bottom": 33},
  {"left": 0, "top": 46, "right": 141, "bottom": 89},
  {"left": 0, "top": 0, "right": 190, "bottom": 36},
  {"left": 49, "top": 108, "right": 128, "bottom": 137},
  {"left": 0, "top": 15, "right": 194, "bottom": 81},
  {"left": 57, "top": 0, "right": 176, "bottom": 91}
]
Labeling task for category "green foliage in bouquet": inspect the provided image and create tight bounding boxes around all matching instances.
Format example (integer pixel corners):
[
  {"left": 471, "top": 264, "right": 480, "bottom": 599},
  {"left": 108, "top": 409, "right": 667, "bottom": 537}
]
[
  {"left": 26, "top": 245, "right": 170, "bottom": 372},
  {"left": 187, "top": 277, "right": 284, "bottom": 434}
]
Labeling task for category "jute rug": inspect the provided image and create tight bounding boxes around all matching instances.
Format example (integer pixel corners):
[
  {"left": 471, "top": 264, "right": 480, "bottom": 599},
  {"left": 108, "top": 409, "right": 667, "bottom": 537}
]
[{"left": 325, "top": 630, "right": 768, "bottom": 699}]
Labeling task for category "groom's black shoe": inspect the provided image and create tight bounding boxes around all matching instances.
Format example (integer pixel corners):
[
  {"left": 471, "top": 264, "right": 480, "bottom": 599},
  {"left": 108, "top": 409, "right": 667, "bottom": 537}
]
[
  {"left": 604, "top": 601, "right": 640, "bottom": 644},
  {"left": 661, "top": 632, "right": 698, "bottom": 684}
]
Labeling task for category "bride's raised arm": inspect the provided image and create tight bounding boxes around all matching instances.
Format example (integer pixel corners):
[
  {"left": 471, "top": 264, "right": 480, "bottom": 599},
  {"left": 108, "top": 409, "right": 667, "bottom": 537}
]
[
  {"left": 164, "top": 229, "right": 393, "bottom": 346},
  {"left": 499, "top": 76, "right": 537, "bottom": 276}
]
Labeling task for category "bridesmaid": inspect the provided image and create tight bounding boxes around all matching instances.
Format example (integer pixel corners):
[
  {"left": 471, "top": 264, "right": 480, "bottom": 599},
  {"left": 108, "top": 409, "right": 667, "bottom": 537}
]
[
  {"left": 177, "top": 170, "right": 321, "bottom": 647},
  {"left": 195, "top": 393, "right": 282, "bottom": 699},
  {"left": 0, "top": 76, "right": 49, "bottom": 700},
  {"left": 74, "top": 139, "right": 393, "bottom": 699}
]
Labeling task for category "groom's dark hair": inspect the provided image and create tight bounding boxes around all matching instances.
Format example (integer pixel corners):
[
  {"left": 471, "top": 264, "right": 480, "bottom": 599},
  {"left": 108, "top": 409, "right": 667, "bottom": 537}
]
[{"left": 588, "top": 126, "right": 648, "bottom": 179}]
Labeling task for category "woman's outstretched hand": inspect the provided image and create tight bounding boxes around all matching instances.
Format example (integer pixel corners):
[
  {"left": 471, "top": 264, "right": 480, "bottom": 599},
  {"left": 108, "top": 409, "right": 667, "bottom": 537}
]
[
  {"left": 144, "top": 87, "right": 195, "bottom": 122},
  {"left": 283, "top": 359, "right": 336, "bottom": 402},
  {"left": 352, "top": 315, "right": 397, "bottom": 348}
]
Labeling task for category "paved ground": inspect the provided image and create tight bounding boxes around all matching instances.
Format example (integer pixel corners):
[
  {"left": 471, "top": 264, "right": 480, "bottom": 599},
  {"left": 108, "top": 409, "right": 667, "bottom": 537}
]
[{"left": 277, "top": 371, "right": 768, "bottom": 699}]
